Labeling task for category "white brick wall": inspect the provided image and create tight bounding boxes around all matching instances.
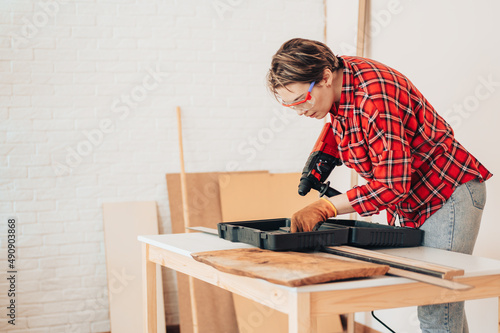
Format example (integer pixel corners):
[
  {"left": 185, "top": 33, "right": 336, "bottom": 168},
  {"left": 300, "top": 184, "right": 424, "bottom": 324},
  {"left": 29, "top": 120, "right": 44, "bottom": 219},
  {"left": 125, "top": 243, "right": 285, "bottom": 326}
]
[{"left": 1, "top": 0, "right": 325, "bottom": 331}]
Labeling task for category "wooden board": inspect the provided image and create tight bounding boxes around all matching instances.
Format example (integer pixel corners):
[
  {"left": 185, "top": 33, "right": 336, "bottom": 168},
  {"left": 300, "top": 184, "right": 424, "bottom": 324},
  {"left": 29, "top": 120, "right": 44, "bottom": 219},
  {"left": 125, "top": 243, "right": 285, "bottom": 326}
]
[
  {"left": 167, "top": 172, "right": 259, "bottom": 333},
  {"left": 219, "top": 172, "right": 318, "bottom": 221},
  {"left": 102, "top": 201, "right": 166, "bottom": 333},
  {"left": 167, "top": 172, "right": 227, "bottom": 234},
  {"left": 326, "top": 246, "right": 464, "bottom": 279},
  {"left": 191, "top": 248, "right": 390, "bottom": 287}
]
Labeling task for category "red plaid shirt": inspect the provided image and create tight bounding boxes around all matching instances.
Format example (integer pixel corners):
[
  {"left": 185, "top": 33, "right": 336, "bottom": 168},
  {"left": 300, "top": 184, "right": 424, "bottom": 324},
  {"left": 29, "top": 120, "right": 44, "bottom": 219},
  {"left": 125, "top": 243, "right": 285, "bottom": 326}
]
[{"left": 329, "top": 56, "right": 492, "bottom": 228}]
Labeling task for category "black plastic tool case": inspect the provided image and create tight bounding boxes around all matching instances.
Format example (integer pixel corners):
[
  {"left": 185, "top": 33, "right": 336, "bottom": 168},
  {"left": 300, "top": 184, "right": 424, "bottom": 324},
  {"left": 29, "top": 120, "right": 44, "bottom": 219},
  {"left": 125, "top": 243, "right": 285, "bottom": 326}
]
[
  {"left": 218, "top": 218, "right": 349, "bottom": 251},
  {"left": 218, "top": 218, "right": 423, "bottom": 251},
  {"left": 319, "top": 220, "right": 423, "bottom": 247}
]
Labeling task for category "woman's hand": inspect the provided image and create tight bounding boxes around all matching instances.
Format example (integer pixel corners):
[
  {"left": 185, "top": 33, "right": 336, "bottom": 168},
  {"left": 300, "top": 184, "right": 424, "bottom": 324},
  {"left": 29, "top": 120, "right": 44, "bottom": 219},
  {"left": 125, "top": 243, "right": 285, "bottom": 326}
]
[{"left": 291, "top": 198, "right": 338, "bottom": 232}]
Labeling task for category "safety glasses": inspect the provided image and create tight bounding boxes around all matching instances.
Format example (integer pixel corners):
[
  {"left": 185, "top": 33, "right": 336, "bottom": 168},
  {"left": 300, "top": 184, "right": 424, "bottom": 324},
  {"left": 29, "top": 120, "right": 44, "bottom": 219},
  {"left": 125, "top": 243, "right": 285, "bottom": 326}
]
[{"left": 280, "top": 81, "right": 316, "bottom": 111}]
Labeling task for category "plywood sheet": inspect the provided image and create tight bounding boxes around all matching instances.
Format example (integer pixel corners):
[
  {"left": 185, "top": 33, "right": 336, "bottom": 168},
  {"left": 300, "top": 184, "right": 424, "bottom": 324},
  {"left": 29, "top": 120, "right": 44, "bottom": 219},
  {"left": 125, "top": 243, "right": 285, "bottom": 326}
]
[
  {"left": 167, "top": 171, "right": 267, "bottom": 232},
  {"left": 232, "top": 293, "right": 288, "bottom": 333},
  {"left": 102, "top": 201, "right": 166, "bottom": 333},
  {"left": 192, "top": 248, "right": 389, "bottom": 287},
  {"left": 167, "top": 173, "right": 265, "bottom": 333},
  {"left": 232, "top": 293, "right": 343, "bottom": 333},
  {"left": 219, "top": 172, "right": 318, "bottom": 222}
]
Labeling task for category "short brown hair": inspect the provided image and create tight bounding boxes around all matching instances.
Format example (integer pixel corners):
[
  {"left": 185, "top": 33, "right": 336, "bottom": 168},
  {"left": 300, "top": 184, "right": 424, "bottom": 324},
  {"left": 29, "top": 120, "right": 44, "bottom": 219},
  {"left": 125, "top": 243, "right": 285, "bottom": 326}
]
[{"left": 266, "top": 38, "right": 342, "bottom": 98}]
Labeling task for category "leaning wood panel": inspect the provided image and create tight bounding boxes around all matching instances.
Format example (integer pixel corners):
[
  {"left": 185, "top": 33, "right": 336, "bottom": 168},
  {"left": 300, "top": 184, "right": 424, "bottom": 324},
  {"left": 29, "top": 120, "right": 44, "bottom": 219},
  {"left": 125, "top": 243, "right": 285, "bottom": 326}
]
[
  {"left": 102, "top": 201, "right": 166, "bottom": 333},
  {"left": 218, "top": 172, "right": 317, "bottom": 222}
]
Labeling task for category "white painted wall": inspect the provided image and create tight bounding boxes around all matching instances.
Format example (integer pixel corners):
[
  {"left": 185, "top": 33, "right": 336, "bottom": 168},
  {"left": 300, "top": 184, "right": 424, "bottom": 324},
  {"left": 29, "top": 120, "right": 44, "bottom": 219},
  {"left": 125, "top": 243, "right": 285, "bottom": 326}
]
[
  {"left": 0, "top": 0, "right": 325, "bottom": 331},
  {"left": 328, "top": 0, "right": 500, "bottom": 331},
  {"left": 2, "top": 0, "right": 498, "bottom": 331}
]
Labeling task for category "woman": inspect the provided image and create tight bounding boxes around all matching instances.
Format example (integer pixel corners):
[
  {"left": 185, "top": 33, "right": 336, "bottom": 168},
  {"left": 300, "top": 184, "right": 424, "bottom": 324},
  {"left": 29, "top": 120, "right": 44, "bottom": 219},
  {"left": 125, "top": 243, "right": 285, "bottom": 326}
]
[{"left": 267, "top": 38, "right": 492, "bottom": 332}]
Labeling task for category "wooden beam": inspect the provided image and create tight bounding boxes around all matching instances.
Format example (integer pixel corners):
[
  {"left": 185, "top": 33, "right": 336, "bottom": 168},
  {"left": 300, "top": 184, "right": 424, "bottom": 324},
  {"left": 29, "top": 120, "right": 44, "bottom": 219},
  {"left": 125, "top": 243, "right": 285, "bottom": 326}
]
[
  {"left": 356, "top": 0, "right": 367, "bottom": 57},
  {"left": 350, "top": 0, "right": 369, "bottom": 221},
  {"left": 177, "top": 106, "right": 190, "bottom": 229},
  {"left": 310, "top": 274, "right": 500, "bottom": 315},
  {"left": 176, "top": 106, "right": 200, "bottom": 333},
  {"left": 324, "top": 246, "right": 464, "bottom": 279},
  {"left": 387, "top": 268, "right": 472, "bottom": 291},
  {"left": 323, "top": 0, "right": 327, "bottom": 43},
  {"left": 346, "top": 0, "right": 367, "bottom": 318}
]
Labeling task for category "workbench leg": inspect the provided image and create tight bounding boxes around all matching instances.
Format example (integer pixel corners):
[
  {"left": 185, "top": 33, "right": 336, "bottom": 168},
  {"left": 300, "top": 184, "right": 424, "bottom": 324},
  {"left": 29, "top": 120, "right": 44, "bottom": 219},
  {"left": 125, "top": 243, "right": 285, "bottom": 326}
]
[
  {"left": 289, "top": 292, "right": 311, "bottom": 333},
  {"left": 346, "top": 313, "right": 355, "bottom": 333},
  {"left": 143, "top": 243, "right": 157, "bottom": 333}
]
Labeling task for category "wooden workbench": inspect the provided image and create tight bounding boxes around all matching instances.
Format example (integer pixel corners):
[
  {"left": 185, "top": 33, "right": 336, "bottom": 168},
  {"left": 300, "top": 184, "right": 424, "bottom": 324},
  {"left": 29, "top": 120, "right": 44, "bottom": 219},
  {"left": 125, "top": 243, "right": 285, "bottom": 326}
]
[{"left": 138, "top": 232, "right": 500, "bottom": 333}]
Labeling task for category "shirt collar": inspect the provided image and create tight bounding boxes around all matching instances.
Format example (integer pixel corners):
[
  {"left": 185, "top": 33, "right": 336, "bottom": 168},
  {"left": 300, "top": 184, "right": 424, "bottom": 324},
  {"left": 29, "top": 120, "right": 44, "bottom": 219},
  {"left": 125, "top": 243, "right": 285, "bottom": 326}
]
[{"left": 330, "top": 56, "right": 354, "bottom": 118}]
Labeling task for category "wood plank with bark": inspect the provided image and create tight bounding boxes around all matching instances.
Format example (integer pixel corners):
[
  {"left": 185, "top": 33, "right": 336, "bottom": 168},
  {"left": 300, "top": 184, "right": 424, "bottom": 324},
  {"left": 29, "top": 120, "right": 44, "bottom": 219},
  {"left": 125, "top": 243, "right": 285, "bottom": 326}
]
[{"left": 191, "top": 248, "right": 389, "bottom": 287}]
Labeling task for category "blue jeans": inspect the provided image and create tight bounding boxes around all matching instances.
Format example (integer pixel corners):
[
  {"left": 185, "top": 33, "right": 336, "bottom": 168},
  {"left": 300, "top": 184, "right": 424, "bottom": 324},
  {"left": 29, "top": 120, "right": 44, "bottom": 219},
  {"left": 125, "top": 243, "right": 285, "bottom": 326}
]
[{"left": 417, "top": 179, "right": 487, "bottom": 333}]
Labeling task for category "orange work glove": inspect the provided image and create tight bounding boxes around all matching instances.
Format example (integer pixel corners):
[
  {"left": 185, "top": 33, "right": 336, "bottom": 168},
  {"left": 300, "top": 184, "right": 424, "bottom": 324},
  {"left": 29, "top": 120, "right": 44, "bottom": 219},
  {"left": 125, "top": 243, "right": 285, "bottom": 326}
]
[{"left": 291, "top": 198, "right": 338, "bottom": 233}]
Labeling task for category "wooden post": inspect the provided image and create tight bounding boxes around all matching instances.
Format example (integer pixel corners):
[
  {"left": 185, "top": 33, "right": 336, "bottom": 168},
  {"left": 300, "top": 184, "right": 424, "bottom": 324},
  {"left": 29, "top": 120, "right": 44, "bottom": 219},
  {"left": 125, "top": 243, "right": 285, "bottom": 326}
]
[
  {"left": 323, "top": 0, "right": 328, "bottom": 44},
  {"left": 347, "top": 2, "right": 368, "bottom": 330},
  {"left": 289, "top": 292, "right": 312, "bottom": 333},
  {"left": 349, "top": 0, "right": 367, "bottom": 221},
  {"left": 356, "top": 0, "right": 368, "bottom": 57},
  {"left": 176, "top": 106, "right": 200, "bottom": 333},
  {"left": 177, "top": 106, "right": 191, "bottom": 230}
]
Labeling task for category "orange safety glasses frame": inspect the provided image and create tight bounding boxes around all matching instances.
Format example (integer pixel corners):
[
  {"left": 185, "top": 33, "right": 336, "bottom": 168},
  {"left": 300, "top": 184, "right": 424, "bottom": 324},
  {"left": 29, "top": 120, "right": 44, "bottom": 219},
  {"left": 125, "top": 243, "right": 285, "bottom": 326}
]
[{"left": 281, "top": 81, "right": 316, "bottom": 108}]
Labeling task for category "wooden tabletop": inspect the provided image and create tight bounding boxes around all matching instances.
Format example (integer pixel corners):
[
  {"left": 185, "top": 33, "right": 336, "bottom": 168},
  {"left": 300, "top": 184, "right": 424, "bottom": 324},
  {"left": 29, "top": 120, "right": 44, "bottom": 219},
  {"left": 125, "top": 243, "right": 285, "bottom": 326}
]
[{"left": 138, "top": 232, "right": 500, "bottom": 292}]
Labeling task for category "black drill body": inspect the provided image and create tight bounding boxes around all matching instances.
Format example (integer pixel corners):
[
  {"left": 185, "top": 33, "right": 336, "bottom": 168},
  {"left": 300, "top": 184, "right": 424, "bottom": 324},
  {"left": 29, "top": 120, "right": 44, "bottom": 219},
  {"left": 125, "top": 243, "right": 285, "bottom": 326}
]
[{"left": 298, "top": 122, "right": 342, "bottom": 198}]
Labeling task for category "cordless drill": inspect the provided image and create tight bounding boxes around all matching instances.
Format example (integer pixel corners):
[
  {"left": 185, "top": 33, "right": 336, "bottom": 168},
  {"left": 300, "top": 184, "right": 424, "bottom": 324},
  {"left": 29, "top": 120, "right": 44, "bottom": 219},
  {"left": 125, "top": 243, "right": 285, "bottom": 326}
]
[{"left": 298, "top": 122, "right": 342, "bottom": 198}]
